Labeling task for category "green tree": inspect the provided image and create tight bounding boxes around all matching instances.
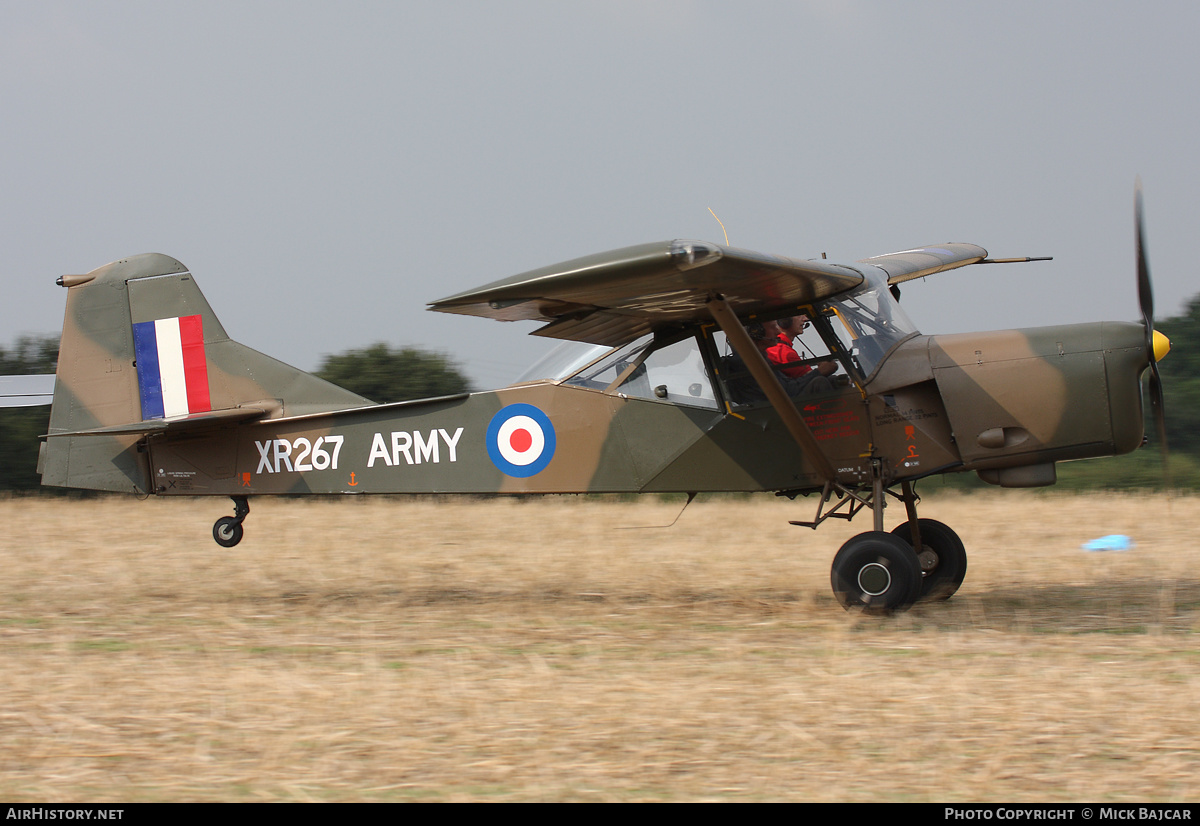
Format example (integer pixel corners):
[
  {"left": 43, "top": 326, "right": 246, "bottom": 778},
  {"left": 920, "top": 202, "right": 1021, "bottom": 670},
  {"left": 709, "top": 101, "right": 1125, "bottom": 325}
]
[
  {"left": 0, "top": 334, "right": 58, "bottom": 375},
  {"left": 0, "top": 335, "right": 58, "bottom": 491},
  {"left": 314, "top": 343, "right": 471, "bottom": 404},
  {"left": 1154, "top": 296, "right": 1200, "bottom": 456}
]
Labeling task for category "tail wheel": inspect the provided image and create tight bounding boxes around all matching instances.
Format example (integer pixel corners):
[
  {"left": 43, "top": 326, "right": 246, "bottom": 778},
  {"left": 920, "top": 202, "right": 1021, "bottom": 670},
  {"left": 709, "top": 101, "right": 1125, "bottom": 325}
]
[
  {"left": 830, "top": 531, "right": 923, "bottom": 615},
  {"left": 891, "top": 518, "right": 967, "bottom": 601}
]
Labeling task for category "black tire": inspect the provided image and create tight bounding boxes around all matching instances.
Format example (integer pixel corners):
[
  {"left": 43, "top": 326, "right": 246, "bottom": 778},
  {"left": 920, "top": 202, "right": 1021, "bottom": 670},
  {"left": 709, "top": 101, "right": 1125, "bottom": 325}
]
[
  {"left": 830, "top": 531, "right": 923, "bottom": 614},
  {"left": 891, "top": 518, "right": 967, "bottom": 601},
  {"left": 213, "top": 517, "right": 244, "bottom": 548}
]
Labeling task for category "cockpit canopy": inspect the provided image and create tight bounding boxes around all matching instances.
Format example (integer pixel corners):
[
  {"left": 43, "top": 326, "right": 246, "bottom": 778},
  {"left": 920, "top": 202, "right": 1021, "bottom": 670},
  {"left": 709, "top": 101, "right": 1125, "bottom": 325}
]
[{"left": 517, "top": 267, "right": 918, "bottom": 406}]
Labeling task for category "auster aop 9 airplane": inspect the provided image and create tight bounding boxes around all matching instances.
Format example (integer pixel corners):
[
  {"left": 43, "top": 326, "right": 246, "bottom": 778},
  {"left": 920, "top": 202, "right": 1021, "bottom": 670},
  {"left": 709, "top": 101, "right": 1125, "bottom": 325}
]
[{"left": 32, "top": 191, "right": 1170, "bottom": 614}]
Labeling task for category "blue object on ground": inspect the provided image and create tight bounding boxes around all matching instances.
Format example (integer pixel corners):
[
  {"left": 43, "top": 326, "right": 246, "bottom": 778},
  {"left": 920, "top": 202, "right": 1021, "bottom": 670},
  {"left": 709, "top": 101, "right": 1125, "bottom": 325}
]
[{"left": 1082, "top": 534, "right": 1134, "bottom": 551}]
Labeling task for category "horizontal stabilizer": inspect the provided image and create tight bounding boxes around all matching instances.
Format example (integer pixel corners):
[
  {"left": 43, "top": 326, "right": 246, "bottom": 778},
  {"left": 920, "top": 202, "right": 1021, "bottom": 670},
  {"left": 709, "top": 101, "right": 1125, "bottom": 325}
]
[
  {"left": 47, "top": 404, "right": 273, "bottom": 437},
  {"left": 0, "top": 374, "right": 55, "bottom": 407}
]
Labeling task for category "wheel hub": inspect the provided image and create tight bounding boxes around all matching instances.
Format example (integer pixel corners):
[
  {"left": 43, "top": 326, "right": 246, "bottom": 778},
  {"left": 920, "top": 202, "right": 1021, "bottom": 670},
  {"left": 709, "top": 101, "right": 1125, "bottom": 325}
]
[
  {"left": 917, "top": 547, "right": 939, "bottom": 573},
  {"left": 857, "top": 562, "right": 892, "bottom": 596}
]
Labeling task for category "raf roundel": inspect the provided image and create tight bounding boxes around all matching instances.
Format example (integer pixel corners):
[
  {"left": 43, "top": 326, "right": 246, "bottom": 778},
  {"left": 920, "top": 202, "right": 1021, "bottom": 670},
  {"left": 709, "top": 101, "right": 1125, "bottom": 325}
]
[{"left": 486, "top": 403, "right": 557, "bottom": 477}]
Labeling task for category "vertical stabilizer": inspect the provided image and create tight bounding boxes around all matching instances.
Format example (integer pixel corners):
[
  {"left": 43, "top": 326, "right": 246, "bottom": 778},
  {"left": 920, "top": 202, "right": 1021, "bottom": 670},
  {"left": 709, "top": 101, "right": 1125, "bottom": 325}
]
[{"left": 42, "top": 254, "right": 372, "bottom": 493}]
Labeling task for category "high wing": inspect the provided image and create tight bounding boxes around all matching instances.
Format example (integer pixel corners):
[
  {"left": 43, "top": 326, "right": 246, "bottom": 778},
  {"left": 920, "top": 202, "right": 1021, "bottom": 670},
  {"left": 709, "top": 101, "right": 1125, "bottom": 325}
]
[
  {"left": 858, "top": 243, "right": 989, "bottom": 285},
  {"left": 429, "top": 240, "right": 864, "bottom": 347}
]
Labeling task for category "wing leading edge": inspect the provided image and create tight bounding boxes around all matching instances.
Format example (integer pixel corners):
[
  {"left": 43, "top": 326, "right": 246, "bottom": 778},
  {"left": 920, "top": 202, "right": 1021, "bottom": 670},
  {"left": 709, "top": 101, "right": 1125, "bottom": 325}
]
[{"left": 428, "top": 240, "right": 865, "bottom": 347}]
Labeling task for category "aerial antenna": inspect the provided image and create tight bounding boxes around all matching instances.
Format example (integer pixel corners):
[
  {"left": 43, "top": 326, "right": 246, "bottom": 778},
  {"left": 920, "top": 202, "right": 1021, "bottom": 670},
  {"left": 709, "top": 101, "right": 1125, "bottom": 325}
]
[
  {"left": 617, "top": 492, "right": 697, "bottom": 530},
  {"left": 707, "top": 208, "right": 729, "bottom": 246}
]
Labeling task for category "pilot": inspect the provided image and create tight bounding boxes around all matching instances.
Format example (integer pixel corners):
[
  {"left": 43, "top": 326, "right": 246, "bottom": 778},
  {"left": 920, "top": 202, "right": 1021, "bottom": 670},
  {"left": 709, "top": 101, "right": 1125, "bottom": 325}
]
[
  {"left": 769, "top": 316, "right": 838, "bottom": 384},
  {"left": 726, "top": 321, "right": 833, "bottom": 403}
]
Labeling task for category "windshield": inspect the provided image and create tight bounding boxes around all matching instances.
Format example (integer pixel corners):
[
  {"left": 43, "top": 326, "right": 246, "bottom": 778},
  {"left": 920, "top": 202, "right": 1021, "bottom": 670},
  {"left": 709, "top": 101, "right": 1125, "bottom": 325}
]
[{"left": 823, "top": 269, "right": 917, "bottom": 378}]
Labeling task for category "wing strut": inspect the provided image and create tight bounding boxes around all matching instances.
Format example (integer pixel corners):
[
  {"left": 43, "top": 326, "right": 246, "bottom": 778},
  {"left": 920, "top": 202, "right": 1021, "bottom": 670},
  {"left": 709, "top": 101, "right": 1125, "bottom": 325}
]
[{"left": 706, "top": 296, "right": 837, "bottom": 483}]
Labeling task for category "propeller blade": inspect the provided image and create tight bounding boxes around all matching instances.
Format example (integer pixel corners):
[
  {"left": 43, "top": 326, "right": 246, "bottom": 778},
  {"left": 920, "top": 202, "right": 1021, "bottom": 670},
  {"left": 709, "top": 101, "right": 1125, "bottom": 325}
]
[
  {"left": 1136, "top": 181, "right": 1153, "bottom": 336},
  {"left": 1148, "top": 358, "right": 1166, "bottom": 435},
  {"left": 1135, "top": 180, "right": 1170, "bottom": 489},
  {"left": 1149, "top": 358, "right": 1170, "bottom": 490}
]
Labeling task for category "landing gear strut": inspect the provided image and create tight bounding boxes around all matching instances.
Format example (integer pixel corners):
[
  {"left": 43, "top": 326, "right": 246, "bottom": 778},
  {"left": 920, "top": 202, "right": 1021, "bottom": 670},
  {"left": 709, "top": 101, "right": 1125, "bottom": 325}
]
[{"left": 213, "top": 496, "right": 249, "bottom": 548}]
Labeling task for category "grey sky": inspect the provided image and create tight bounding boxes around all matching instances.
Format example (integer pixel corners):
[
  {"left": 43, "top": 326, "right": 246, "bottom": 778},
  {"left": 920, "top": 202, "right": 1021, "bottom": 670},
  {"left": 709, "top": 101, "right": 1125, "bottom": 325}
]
[{"left": 4, "top": 1, "right": 1197, "bottom": 390}]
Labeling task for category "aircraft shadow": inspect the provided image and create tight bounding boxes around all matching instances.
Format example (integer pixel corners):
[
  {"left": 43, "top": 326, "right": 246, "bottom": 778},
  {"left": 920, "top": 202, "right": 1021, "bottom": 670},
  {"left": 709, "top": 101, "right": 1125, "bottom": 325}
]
[{"left": 908, "top": 576, "right": 1200, "bottom": 633}]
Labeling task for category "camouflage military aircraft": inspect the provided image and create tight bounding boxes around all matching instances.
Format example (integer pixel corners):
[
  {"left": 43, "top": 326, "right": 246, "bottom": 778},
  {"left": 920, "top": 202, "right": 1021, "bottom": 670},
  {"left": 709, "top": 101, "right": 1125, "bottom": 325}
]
[{"left": 32, "top": 192, "right": 1169, "bottom": 614}]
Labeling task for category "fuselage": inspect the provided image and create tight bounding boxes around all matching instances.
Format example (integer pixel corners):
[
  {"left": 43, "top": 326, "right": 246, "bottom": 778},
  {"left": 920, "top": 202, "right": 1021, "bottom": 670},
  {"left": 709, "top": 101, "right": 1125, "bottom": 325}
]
[{"left": 40, "top": 252, "right": 1154, "bottom": 498}]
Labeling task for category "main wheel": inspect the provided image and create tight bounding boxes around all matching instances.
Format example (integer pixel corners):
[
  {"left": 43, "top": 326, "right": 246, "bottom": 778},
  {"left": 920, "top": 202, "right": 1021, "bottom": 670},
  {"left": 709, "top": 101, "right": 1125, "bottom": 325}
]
[
  {"left": 830, "top": 531, "right": 923, "bottom": 614},
  {"left": 213, "top": 517, "right": 244, "bottom": 548},
  {"left": 891, "top": 518, "right": 967, "bottom": 601}
]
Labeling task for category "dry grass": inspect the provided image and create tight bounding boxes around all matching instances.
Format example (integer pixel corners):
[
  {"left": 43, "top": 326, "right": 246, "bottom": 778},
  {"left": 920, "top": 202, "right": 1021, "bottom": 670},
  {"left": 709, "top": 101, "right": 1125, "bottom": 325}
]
[{"left": 1, "top": 491, "right": 1198, "bottom": 802}]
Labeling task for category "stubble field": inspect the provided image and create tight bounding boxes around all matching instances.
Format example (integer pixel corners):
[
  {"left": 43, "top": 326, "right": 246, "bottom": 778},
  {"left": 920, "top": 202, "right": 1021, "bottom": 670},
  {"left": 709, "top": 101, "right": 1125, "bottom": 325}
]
[{"left": 1, "top": 491, "right": 1198, "bottom": 802}]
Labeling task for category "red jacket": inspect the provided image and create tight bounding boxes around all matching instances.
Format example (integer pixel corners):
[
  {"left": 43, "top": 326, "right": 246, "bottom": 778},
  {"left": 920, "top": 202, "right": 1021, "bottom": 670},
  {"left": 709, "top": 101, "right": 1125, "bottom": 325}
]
[{"left": 766, "top": 335, "right": 811, "bottom": 378}]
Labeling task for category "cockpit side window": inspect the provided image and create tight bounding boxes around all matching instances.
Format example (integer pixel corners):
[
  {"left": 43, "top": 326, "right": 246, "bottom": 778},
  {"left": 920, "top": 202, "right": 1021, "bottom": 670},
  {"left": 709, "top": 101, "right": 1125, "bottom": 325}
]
[
  {"left": 564, "top": 333, "right": 719, "bottom": 409},
  {"left": 711, "top": 317, "right": 851, "bottom": 408},
  {"left": 563, "top": 335, "right": 653, "bottom": 391},
  {"left": 516, "top": 340, "right": 613, "bottom": 384}
]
